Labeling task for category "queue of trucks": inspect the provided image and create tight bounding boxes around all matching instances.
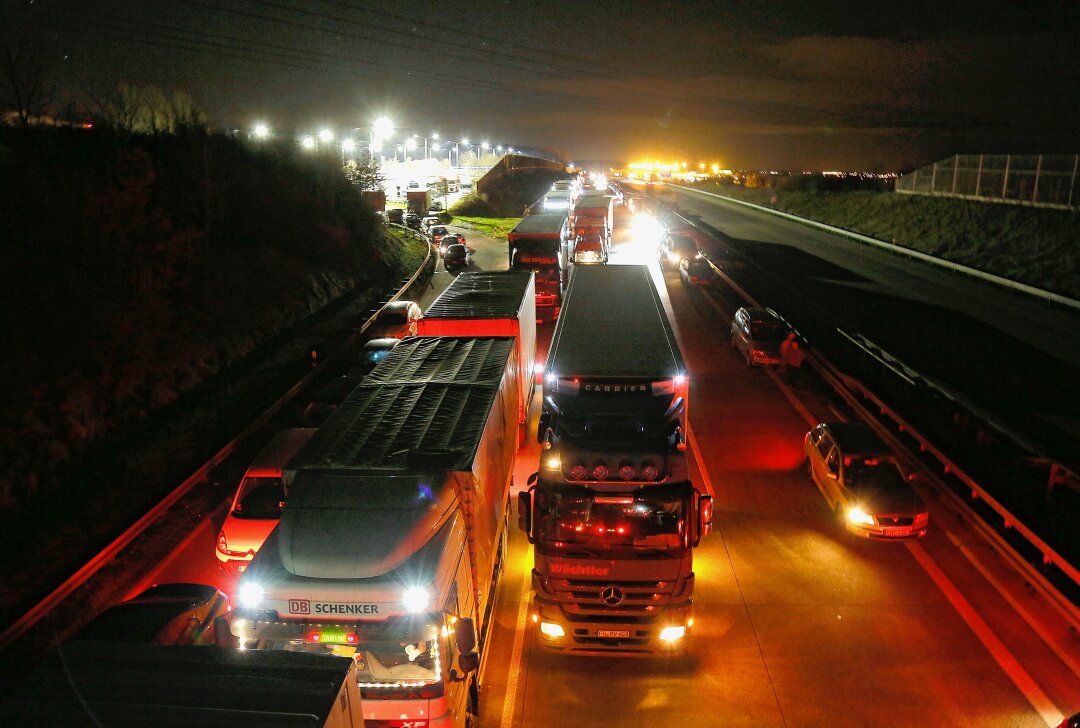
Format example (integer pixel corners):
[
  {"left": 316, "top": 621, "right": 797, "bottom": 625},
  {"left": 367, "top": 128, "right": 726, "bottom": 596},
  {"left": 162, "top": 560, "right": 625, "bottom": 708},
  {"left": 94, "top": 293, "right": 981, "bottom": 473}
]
[{"left": 26, "top": 184, "right": 713, "bottom": 725}]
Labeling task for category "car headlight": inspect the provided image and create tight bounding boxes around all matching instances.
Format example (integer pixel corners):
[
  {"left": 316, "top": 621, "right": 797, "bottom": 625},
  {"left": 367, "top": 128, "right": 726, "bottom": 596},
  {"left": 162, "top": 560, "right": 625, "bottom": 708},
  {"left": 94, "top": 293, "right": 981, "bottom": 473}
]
[
  {"left": 667, "top": 252, "right": 680, "bottom": 263},
  {"left": 402, "top": 586, "right": 431, "bottom": 613},
  {"left": 846, "top": 506, "right": 876, "bottom": 526},
  {"left": 238, "top": 582, "right": 265, "bottom": 609}
]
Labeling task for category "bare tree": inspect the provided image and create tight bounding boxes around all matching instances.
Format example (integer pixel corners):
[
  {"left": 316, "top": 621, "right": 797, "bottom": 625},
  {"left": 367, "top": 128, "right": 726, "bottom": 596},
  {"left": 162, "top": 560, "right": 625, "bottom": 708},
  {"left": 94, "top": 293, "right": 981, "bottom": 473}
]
[{"left": 0, "top": 42, "right": 53, "bottom": 129}]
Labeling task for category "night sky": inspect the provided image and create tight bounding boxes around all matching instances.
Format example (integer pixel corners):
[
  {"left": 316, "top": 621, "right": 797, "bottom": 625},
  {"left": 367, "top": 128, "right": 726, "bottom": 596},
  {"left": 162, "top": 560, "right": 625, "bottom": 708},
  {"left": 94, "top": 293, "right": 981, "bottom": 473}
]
[{"left": 5, "top": 0, "right": 1079, "bottom": 169}]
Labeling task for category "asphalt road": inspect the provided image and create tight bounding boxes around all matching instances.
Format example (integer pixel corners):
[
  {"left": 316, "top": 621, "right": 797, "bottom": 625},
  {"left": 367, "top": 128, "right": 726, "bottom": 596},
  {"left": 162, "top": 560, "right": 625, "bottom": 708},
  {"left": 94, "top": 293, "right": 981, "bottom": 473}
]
[
  {"left": 656, "top": 185, "right": 1080, "bottom": 466},
  {"left": 145, "top": 208, "right": 1080, "bottom": 726}
]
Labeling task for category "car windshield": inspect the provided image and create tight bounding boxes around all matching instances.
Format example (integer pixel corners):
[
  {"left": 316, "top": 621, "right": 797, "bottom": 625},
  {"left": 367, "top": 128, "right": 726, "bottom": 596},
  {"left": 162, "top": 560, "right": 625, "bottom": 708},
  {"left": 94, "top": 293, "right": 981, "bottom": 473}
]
[
  {"left": 671, "top": 237, "right": 697, "bottom": 253},
  {"left": 750, "top": 319, "right": 788, "bottom": 340},
  {"left": 533, "top": 484, "right": 690, "bottom": 554},
  {"left": 232, "top": 476, "right": 284, "bottom": 519},
  {"left": 446, "top": 245, "right": 466, "bottom": 257},
  {"left": 431, "top": 227, "right": 447, "bottom": 235},
  {"left": 846, "top": 458, "right": 906, "bottom": 489}
]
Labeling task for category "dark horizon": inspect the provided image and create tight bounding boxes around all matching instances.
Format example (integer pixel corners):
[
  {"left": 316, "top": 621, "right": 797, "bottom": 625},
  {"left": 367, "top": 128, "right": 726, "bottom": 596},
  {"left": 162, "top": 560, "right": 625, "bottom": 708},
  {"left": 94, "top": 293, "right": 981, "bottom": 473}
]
[{"left": 4, "top": 0, "right": 1079, "bottom": 170}]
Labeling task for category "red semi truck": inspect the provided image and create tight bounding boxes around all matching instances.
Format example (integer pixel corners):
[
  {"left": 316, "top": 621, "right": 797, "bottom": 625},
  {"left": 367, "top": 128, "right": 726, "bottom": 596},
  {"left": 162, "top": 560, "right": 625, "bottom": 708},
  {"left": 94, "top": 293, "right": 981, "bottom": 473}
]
[
  {"left": 507, "top": 212, "right": 570, "bottom": 324},
  {"left": 519, "top": 265, "right": 712, "bottom": 655},
  {"left": 418, "top": 271, "right": 538, "bottom": 444}
]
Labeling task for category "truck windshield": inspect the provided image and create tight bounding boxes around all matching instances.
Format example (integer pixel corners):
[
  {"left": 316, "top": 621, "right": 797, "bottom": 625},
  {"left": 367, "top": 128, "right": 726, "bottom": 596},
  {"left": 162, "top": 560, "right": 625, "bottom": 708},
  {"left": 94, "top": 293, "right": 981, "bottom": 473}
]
[
  {"left": 257, "top": 619, "right": 444, "bottom": 699},
  {"left": 533, "top": 484, "right": 690, "bottom": 554}
]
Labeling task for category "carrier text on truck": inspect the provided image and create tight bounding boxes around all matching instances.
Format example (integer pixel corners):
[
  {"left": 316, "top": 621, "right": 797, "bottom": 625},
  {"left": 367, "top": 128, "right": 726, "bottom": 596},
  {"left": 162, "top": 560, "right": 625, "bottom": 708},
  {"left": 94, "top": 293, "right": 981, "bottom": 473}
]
[
  {"left": 518, "top": 265, "right": 713, "bottom": 655},
  {"left": 232, "top": 336, "right": 519, "bottom": 728}
]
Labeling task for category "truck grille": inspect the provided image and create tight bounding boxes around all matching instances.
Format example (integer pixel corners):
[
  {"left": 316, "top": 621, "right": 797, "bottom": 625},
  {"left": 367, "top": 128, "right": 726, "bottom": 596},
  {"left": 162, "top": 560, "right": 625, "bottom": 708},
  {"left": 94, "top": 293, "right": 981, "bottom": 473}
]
[{"left": 552, "top": 578, "right": 675, "bottom": 619}]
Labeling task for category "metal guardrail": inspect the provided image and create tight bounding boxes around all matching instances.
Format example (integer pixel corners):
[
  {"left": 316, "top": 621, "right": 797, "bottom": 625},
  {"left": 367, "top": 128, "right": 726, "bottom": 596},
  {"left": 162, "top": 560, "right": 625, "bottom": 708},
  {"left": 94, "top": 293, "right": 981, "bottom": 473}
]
[
  {"left": 0, "top": 230, "right": 434, "bottom": 649},
  {"left": 654, "top": 200, "right": 1080, "bottom": 599}
]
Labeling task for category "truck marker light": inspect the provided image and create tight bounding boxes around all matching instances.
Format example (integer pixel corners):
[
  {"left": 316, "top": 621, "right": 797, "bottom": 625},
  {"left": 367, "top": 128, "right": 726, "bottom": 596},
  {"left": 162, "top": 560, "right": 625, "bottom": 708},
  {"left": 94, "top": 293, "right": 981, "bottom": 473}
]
[
  {"left": 641, "top": 464, "right": 659, "bottom": 481},
  {"left": 592, "top": 463, "right": 609, "bottom": 480},
  {"left": 545, "top": 457, "right": 561, "bottom": 470},
  {"left": 539, "top": 622, "right": 565, "bottom": 638},
  {"left": 570, "top": 464, "right": 588, "bottom": 480},
  {"left": 659, "top": 625, "right": 686, "bottom": 641},
  {"left": 238, "top": 582, "right": 265, "bottom": 609},
  {"left": 619, "top": 465, "right": 636, "bottom": 481}
]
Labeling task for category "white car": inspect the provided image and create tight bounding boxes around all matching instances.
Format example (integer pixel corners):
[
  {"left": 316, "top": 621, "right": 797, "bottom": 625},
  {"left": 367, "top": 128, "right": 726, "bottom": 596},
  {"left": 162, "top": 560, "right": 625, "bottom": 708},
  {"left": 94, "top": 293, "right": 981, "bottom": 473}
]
[{"left": 216, "top": 428, "right": 317, "bottom": 574}]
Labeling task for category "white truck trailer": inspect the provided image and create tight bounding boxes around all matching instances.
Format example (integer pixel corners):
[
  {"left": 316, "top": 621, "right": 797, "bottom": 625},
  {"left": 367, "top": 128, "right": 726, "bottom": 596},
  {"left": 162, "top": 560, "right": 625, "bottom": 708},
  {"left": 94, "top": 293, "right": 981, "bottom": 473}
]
[{"left": 232, "top": 336, "right": 519, "bottom": 728}]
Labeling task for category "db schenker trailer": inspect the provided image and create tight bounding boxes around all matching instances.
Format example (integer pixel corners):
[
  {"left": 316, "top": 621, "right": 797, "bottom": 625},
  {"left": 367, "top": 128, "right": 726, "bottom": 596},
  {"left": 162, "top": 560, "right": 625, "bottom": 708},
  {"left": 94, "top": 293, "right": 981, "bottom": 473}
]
[
  {"left": 233, "top": 336, "right": 519, "bottom": 728},
  {"left": 418, "top": 271, "right": 537, "bottom": 445},
  {"left": 519, "top": 264, "right": 713, "bottom": 655}
]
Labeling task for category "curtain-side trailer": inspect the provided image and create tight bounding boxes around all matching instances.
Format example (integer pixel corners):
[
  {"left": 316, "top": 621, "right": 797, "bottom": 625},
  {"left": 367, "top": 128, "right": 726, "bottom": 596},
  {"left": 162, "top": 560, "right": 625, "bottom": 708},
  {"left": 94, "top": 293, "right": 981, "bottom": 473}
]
[
  {"left": 418, "top": 271, "right": 537, "bottom": 445},
  {"left": 233, "top": 337, "right": 519, "bottom": 728}
]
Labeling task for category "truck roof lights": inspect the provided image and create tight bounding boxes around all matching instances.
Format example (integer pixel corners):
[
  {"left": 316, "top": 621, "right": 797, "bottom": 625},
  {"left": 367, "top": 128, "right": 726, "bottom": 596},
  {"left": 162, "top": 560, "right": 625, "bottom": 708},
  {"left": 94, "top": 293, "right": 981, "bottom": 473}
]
[
  {"left": 592, "top": 463, "right": 609, "bottom": 480},
  {"left": 238, "top": 582, "right": 265, "bottom": 609},
  {"left": 641, "top": 464, "right": 659, "bottom": 481},
  {"left": 402, "top": 586, "right": 431, "bottom": 613},
  {"left": 569, "top": 464, "right": 588, "bottom": 480},
  {"left": 619, "top": 465, "right": 636, "bottom": 481}
]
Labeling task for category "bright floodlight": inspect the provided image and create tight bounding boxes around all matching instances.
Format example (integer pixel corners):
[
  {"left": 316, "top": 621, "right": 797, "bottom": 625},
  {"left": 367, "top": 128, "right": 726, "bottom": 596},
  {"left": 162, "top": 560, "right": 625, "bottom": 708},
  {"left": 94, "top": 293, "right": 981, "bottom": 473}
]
[
  {"left": 461, "top": 137, "right": 469, "bottom": 144},
  {"left": 481, "top": 141, "right": 489, "bottom": 150},
  {"left": 372, "top": 115, "right": 394, "bottom": 139},
  {"left": 405, "top": 137, "right": 416, "bottom": 151},
  {"left": 342, "top": 138, "right": 356, "bottom": 151},
  {"left": 253, "top": 123, "right": 269, "bottom": 138},
  {"left": 432, "top": 132, "right": 439, "bottom": 140},
  {"left": 318, "top": 128, "right": 334, "bottom": 143},
  {"left": 301, "top": 135, "right": 315, "bottom": 149}
]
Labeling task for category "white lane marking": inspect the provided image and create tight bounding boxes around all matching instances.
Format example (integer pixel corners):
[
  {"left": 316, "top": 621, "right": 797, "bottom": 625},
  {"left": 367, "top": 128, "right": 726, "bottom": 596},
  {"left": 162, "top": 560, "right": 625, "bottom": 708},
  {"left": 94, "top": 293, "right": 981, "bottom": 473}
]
[
  {"left": 499, "top": 545, "right": 533, "bottom": 728},
  {"left": 906, "top": 542, "right": 1064, "bottom": 727}
]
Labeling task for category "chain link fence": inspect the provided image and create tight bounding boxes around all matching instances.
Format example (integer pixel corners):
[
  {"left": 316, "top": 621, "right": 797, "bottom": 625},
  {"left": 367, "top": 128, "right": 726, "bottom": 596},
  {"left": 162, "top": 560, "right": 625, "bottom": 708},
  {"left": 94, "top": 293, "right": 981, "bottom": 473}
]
[{"left": 895, "top": 154, "right": 1079, "bottom": 209}]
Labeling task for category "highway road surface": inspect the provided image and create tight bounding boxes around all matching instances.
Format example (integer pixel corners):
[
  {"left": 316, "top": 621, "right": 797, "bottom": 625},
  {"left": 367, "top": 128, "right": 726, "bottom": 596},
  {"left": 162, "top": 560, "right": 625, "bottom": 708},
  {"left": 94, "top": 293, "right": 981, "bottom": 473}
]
[{"left": 130, "top": 206, "right": 1080, "bottom": 726}]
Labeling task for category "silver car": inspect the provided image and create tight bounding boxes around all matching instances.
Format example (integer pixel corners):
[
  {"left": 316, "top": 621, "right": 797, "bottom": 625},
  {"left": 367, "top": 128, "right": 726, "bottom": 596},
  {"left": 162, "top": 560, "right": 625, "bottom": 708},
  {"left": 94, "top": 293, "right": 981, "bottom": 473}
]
[{"left": 730, "top": 306, "right": 790, "bottom": 366}]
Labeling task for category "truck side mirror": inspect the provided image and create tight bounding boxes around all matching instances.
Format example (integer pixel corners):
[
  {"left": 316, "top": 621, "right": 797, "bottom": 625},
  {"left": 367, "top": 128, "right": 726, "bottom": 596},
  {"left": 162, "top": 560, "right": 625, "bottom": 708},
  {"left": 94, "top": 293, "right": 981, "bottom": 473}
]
[
  {"left": 455, "top": 617, "right": 477, "bottom": 653},
  {"left": 696, "top": 495, "right": 714, "bottom": 546},
  {"left": 517, "top": 491, "right": 533, "bottom": 540},
  {"left": 449, "top": 651, "right": 480, "bottom": 681},
  {"left": 536, "top": 413, "right": 550, "bottom": 444}
]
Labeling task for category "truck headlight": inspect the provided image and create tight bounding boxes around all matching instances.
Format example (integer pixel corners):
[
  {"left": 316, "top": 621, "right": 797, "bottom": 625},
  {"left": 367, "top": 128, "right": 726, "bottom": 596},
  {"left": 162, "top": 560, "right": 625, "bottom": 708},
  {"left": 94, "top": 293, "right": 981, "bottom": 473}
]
[
  {"left": 402, "top": 586, "right": 431, "bottom": 613},
  {"left": 659, "top": 625, "right": 686, "bottom": 641},
  {"left": 539, "top": 622, "right": 565, "bottom": 638},
  {"left": 238, "top": 582, "right": 265, "bottom": 609},
  {"left": 846, "top": 506, "right": 876, "bottom": 526}
]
